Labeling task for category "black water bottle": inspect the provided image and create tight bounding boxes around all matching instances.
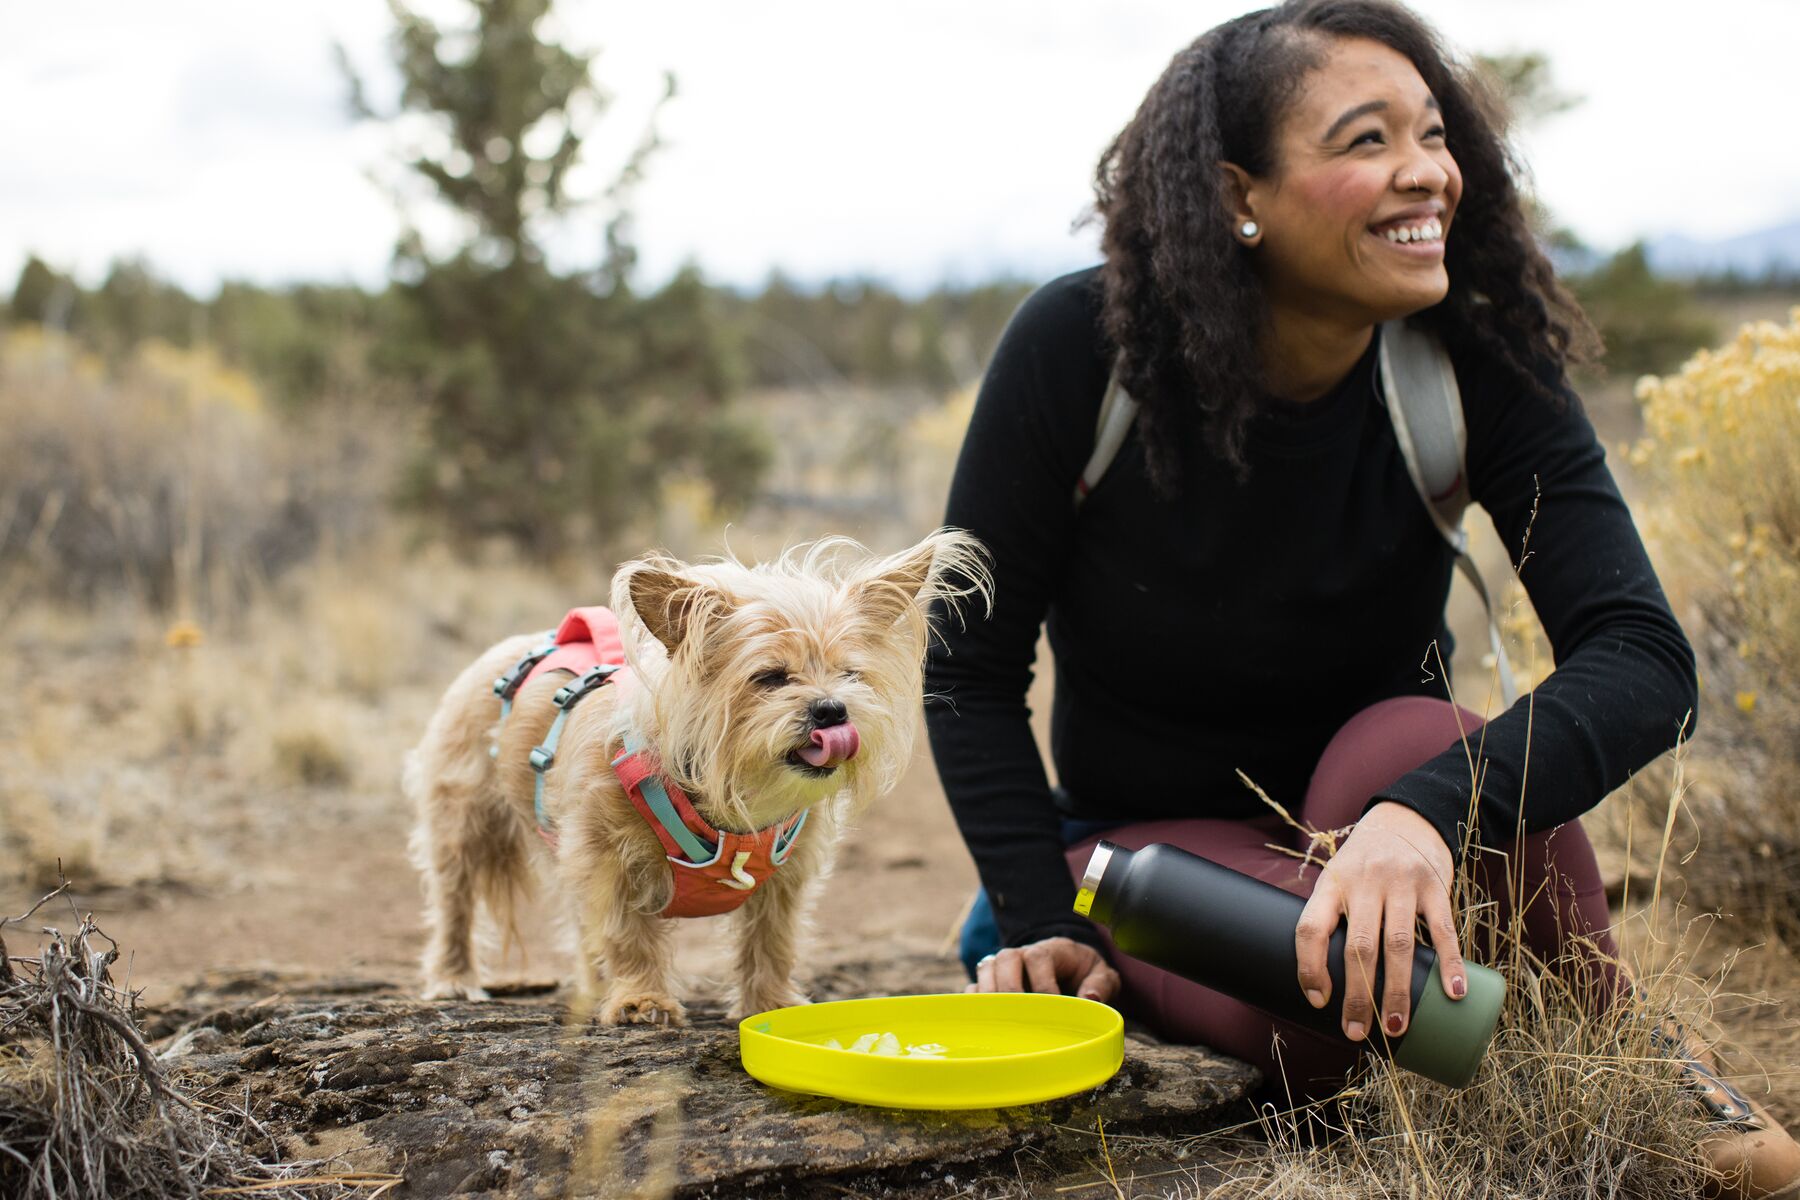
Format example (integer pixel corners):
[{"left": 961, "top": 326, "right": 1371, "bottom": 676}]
[{"left": 1075, "top": 841, "right": 1503, "bottom": 1088}]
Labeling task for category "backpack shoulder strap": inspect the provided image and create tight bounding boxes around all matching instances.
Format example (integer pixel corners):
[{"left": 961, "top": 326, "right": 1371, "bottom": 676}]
[
  {"left": 1378, "top": 320, "right": 1518, "bottom": 707},
  {"left": 1378, "top": 320, "right": 1469, "bottom": 540},
  {"left": 1074, "top": 370, "right": 1139, "bottom": 506}
]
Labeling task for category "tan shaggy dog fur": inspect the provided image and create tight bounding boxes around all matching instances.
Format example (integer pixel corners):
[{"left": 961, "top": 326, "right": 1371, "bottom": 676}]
[{"left": 405, "top": 531, "right": 989, "bottom": 1026}]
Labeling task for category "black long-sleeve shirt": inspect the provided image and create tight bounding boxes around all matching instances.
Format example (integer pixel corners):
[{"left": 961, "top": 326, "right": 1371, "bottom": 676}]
[{"left": 924, "top": 266, "right": 1698, "bottom": 953}]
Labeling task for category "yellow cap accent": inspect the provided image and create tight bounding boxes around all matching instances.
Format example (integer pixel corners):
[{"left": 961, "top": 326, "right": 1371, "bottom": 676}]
[{"left": 1073, "top": 886, "right": 1095, "bottom": 917}]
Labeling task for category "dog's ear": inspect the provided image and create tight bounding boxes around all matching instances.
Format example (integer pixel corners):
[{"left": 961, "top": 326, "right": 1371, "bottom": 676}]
[
  {"left": 847, "top": 538, "right": 943, "bottom": 628},
  {"left": 629, "top": 567, "right": 728, "bottom": 654},
  {"left": 848, "top": 529, "right": 993, "bottom": 629}
]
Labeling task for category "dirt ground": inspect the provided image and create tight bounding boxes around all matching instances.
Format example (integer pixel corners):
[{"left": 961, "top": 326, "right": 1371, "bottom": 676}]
[
  {"left": 20, "top": 762, "right": 974, "bottom": 1019},
  {"left": 5, "top": 712, "right": 988, "bottom": 1013}
]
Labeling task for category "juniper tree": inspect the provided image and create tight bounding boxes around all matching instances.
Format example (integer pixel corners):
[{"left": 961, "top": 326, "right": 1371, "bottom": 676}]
[{"left": 347, "top": 0, "right": 764, "bottom": 555}]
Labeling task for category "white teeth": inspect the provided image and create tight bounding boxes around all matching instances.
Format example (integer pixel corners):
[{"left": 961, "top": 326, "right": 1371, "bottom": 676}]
[{"left": 1381, "top": 219, "right": 1442, "bottom": 244}]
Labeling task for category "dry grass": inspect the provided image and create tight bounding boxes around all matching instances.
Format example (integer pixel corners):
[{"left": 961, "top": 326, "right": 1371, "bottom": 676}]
[
  {"left": 0, "top": 537, "right": 585, "bottom": 891},
  {"left": 0, "top": 885, "right": 398, "bottom": 1198},
  {"left": 0, "top": 326, "right": 397, "bottom": 617},
  {"left": 0, "top": 333, "right": 948, "bottom": 893},
  {"left": 1186, "top": 942, "right": 1716, "bottom": 1197},
  {"left": 1042, "top": 768, "right": 1742, "bottom": 1200}
]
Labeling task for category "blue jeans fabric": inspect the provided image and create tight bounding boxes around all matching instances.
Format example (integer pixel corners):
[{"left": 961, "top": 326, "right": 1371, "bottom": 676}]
[{"left": 958, "top": 815, "right": 1125, "bottom": 979}]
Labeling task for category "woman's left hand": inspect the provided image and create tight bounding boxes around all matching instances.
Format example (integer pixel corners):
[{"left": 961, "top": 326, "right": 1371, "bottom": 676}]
[{"left": 1292, "top": 801, "right": 1467, "bottom": 1043}]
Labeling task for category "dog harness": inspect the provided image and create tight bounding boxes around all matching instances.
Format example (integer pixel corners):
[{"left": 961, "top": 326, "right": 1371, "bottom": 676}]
[
  {"left": 490, "top": 606, "right": 808, "bottom": 919},
  {"left": 613, "top": 740, "right": 807, "bottom": 918}
]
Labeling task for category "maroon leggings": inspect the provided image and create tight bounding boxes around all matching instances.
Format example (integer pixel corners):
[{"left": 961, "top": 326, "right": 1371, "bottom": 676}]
[{"left": 1064, "top": 696, "right": 1623, "bottom": 1101}]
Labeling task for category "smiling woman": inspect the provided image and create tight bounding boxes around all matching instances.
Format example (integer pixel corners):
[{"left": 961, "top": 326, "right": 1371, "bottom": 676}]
[
  {"left": 1227, "top": 38, "right": 1464, "bottom": 370},
  {"left": 1090, "top": 1, "right": 1594, "bottom": 485},
  {"left": 923, "top": 1, "right": 1800, "bottom": 1195}
]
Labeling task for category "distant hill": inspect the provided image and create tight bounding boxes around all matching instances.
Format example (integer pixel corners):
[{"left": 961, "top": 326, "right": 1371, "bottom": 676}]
[{"left": 1642, "top": 218, "right": 1800, "bottom": 281}]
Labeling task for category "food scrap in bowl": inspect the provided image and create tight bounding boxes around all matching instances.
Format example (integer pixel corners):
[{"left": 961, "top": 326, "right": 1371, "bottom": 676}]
[{"left": 822, "top": 1031, "right": 947, "bottom": 1058}]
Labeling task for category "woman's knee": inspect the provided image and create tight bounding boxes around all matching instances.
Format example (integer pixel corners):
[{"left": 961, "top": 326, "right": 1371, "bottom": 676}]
[{"left": 1301, "top": 696, "right": 1488, "bottom": 832}]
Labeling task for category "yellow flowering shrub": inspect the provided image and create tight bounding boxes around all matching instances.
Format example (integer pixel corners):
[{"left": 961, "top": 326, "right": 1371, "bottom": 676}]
[
  {"left": 129, "top": 337, "right": 264, "bottom": 417},
  {"left": 1628, "top": 307, "right": 1800, "bottom": 936},
  {"left": 1631, "top": 309, "right": 1800, "bottom": 717}
]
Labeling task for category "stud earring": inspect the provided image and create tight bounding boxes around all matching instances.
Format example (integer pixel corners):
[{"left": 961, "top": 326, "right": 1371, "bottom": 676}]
[{"left": 1240, "top": 220, "right": 1259, "bottom": 239}]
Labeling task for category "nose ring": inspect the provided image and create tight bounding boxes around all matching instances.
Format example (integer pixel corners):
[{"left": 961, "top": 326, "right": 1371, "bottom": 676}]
[{"left": 1409, "top": 172, "right": 1421, "bottom": 190}]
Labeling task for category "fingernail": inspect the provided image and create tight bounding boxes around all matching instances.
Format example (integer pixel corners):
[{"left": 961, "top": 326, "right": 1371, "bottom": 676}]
[
  {"left": 1346, "top": 1021, "right": 1366, "bottom": 1042},
  {"left": 1305, "top": 988, "right": 1325, "bottom": 1009},
  {"left": 1386, "top": 1013, "right": 1404, "bottom": 1035},
  {"left": 1452, "top": 976, "right": 1467, "bottom": 998},
  {"left": 1080, "top": 991, "right": 1098, "bottom": 1001}
]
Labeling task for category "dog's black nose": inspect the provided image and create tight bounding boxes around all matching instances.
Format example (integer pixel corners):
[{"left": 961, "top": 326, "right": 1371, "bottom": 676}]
[{"left": 808, "top": 697, "right": 848, "bottom": 727}]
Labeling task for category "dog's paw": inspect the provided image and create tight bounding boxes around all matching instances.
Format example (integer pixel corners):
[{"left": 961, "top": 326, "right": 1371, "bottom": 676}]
[
  {"left": 422, "top": 978, "right": 491, "bottom": 1001},
  {"left": 599, "top": 992, "right": 687, "bottom": 1027}
]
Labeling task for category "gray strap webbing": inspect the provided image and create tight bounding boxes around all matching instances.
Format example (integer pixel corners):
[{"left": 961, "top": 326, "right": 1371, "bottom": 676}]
[
  {"left": 532, "top": 707, "right": 576, "bottom": 832},
  {"left": 1082, "top": 322, "right": 1518, "bottom": 707},
  {"left": 529, "top": 665, "right": 621, "bottom": 835},
  {"left": 488, "top": 632, "right": 558, "bottom": 759},
  {"left": 1076, "top": 372, "right": 1140, "bottom": 503},
  {"left": 1377, "top": 320, "right": 1517, "bottom": 708}
]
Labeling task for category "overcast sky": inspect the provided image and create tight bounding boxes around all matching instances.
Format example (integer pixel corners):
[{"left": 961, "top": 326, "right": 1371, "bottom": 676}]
[{"left": 5, "top": 0, "right": 1797, "bottom": 295}]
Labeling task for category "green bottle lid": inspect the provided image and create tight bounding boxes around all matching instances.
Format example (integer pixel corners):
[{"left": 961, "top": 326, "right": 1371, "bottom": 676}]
[{"left": 1391, "top": 959, "right": 1506, "bottom": 1088}]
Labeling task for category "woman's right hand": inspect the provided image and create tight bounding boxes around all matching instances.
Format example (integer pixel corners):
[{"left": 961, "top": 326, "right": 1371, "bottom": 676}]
[{"left": 965, "top": 936, "right": 1121, "bottom": 1003}]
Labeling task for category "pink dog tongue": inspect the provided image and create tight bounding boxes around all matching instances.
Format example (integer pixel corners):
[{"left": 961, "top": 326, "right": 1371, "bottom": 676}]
[{"left": 799, "top": 722, "right": 860, "bottom": 767}]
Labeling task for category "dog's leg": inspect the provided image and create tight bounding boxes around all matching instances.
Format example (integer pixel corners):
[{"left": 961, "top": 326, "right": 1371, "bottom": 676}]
[
  {"left": 584, "top": 882, "right": 686, "bottom": 1027},
  {"left": 598, "top": 908, "right": 686, "bottom": 1027},
  {"left": 563, "top": 861, "right": 612, "bottom": 1012},
  {"left": 413, "top": 793, "right": 497, "bottom": 1001},
  {"left": 563, "top": 832, "right": 686, "bottom": 1027},
  {"left": 408, "top": 694, "right": 524, "bottom": 1001},
  {"left": 410, "top": 634, "right": 547, "bottom": 1002},
  {"left": 567, "top": 907, "right": 607, "bottom": 1015},
  {"left": 728, "top": 824, "right": 832, "bottom": 1020},
  {"left": 417, "top": 795, "right": 535, "bottom": 1001}
]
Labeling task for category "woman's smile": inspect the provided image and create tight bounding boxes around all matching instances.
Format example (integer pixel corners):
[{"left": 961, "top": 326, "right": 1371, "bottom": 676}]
[{"left": 1368, "top": 203, "right": 1447, "bottom": 258}]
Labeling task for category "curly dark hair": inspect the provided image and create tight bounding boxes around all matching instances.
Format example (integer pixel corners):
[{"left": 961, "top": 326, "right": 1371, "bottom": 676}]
[{"left": 1095, "top": 0, "right": 1600, "bottom": 490}]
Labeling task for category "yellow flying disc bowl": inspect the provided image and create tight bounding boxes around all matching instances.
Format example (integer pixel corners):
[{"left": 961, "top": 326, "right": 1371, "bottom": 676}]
[{"left": 738, "top": 992, "right": 1123, "bottom": 1110}]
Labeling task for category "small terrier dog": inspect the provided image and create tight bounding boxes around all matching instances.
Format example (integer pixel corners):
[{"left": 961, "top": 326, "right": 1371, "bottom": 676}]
[{"left": 406, "top": 530, "right": 987, "bottom": 1025}]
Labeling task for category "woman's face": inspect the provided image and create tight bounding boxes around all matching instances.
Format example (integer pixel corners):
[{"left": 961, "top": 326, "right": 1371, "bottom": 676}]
[{"left": 1240, "top": 36, "right": 1463, "bottom": 327}]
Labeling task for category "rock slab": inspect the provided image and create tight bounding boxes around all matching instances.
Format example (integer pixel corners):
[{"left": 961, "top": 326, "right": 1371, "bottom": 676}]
[{"left": 156, "top": 957, "right": 1258, "bottom": 1198}]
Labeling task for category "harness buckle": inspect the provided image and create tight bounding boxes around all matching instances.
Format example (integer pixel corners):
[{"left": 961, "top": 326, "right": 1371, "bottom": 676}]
[
  {"left": 529, "top": 746, "right": 556, "bottom": 772},
  {"left": 493, "top": 633, "right": 558, "bottom": 701},
  {"left": 553, "top": 664, "right": 619, "bottom": 710}
]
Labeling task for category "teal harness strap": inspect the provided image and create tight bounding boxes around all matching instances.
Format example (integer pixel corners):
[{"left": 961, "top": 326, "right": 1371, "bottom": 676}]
[
  {"left": 621, "top": 734, "right": 718, "bottom": 865},
  {"left": 489, "top": 632, "right": 558, "bottom": 758},
  {"left": 772, "top": 808, "right": 807, "bottom": 864},
  {"left": 528, "top": 665, "right": 620, "bottom": 835}
]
